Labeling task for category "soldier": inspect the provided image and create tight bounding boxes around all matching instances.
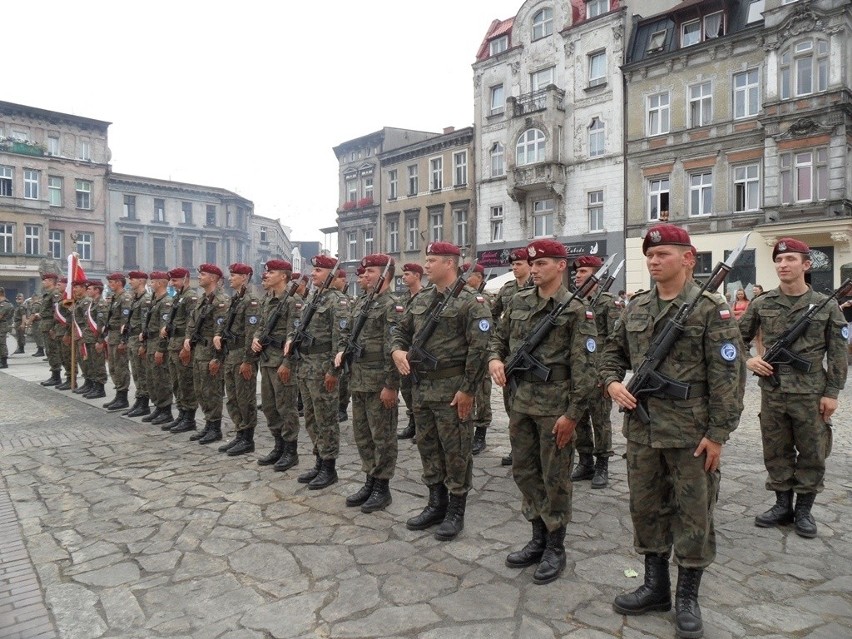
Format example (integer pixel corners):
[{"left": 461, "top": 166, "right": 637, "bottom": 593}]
[
  {"left": 12, "top": 293, "right": 26, "bottom": 354},
  {"left": 335, "top": 253, "right": 399, "bottom": 513},
  {"left": 739, "top": 238, "right": 847, "bottom": 539},
  {"left": 141, "top": 272, "right": 174, "bottom": 424},
  {"left": 77, "top": 281, "right": 109, "bottom": 399},
  {"left": 571, "top": 255, "right": 621, "bottom": 488},
  {"left": 0, "top": 288, "right": 12, "bottom": 368},
  {"left": 183, "top": 264, "right": 229, "bottom": 441},
  {"left": 25, "top": 295, "right": 45, "bottom": 357},
  {"left": 158, "top": 268, "right": 199, "bottom": 432},
  {"left": 390, "top": 242, "right": 491, "bottom": 541},
  {"left": 396, "top": 262, "right": 424, "bottom": 440},
  {"left": 69, "top": 281, "right": 95, "bottom": 395},
  {"left": 488, "top": 239, "right": 597, "bottom": 584},
  {"left": 36, "top": 273, "right": 63, "bottom": 386},
  {"left": 283, "top": 254, "right": 349, "bottom": 489},
  {"left": 123, "top": 272, "right": 152, "bottom": 417},
  {"left": 53, "top": 278, "right": 76, "bottom": 389},
  {"left": 333, "top": 268, "right": 352, "bottom": 422},
  {"left": 462, "top": 263, "right": 493, "bottom": 456},
  {"left": 101, "top": 273, "right": 134, "bottom": 411},
  {"left": 600, "top": 224, "right": 745, "bottom": 639}
]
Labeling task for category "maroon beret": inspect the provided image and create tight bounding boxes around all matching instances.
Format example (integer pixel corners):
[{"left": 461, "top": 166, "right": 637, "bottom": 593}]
[
  {"left": 229, "top": 262, "right": 253, "bottom": 276},
  {"left": 86, "top": 280, "right": 104, "bottom": 290},
  {"left": 128, "top": 270, "right": 148, "bottom": 279},
  {"left": 149, "top": 271, "right": 169, "bottom": 280},
  {"left": 356, "top": 266, "right": 366, "bottom": 276},
  {"left": 59, "top": 277, "right": 68, "bottom": 284},
  {"left": 335, "top": 269, "right": 347, "bottom": 279},
  {"left": 361, "top": 254, "right": 391, "bottom": 268},
  {"left": 41, "top": 272, "right": 58, "bottom": 281},
  {"left": 265, "top": 259, "right": 292, "bottom": 272},
  {"left": 72, "top": 279, "right": 87, "bottom": 287},
  {"left": 168, "top": 267, "right": 190, "bottom": 279},
  {"left": 462, "top": 262, "right": 485, "bottom": 274},
  {"left": 198, "top": 263, "right": 223, "bottom": 277},
  {"left": 575, "top": 256, "right": 603, "bottom": 269},
  {"left": 509, "top": 248, "right": 529, "bottom": 262},
  {"left": 403, "top": 263, "right": 423, "bottom": 275},
  {"left": 292, "top": 272, "right": 301, "bottom": 280},
  {"left": 426, "top": 241, "right": 460, "bottom": 257},
  {"left": 642, "top": 224, "right": 692, "bottom": 255},
  {"left": 106, "top": 272, "right": 126, "bottom": 282},
  {"left": 311, "top": 255, "right": 337, "bottom": 269},
  {"left": 772, "top": 238, "right": 810, "bottom": 261},
  {"left": 527, "top": 239, "right": 567, "bottom": 260},
  {"left": 689, "top": 245, "right": 698, "bottom": 257}
]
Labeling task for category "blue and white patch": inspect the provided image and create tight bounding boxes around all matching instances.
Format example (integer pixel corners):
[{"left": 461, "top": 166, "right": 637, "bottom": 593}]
[
  {"left": 842, "top": 326, "right": 849, "bottom": 340},
  {"left": 478, "top": 319, "right": 491, "bottom": 332},
  {"left": 122, "top": 308, "right": 130, "bottom": 316},
  {"left": 248, "top": 316, "right": 258, "bottom": 325},
  {"left": 216, "top": 317, "right": 224, "bottom": 325},
  {"left": 162, "top": 313, "right": 169, "bottom": 320},
  {"left": 294, "top": 320, "right": 301, "bottom": 328},
  {"left": 339, "top": 319, "right": 348, "bottom": 329},
  {"left": 720, "top": 342, "right": 738, "bottom": 362},
  {"left": 586, "top": 338, "right": 597, "bottom": 353}
]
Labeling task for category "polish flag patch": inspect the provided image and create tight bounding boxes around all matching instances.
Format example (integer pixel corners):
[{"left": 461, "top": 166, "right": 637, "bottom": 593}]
[
  {"left": 476, "top": 296, "right": 485, "bottom": 303},
  {"left": 719, "top": 309, "right": 731, "bottom": 320},
  {"left": 395, "top": 305, "right": 404, "bottom": 313},
  {"left": 585, "top": 310, "right": 595, "bottom": 320}
]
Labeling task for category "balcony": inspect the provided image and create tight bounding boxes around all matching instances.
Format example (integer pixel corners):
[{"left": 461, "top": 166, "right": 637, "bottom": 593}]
[
  {"left": 0, "top": 138, "right": 46, "bottom": 157},
  {"left": 508, "top": 161, "right": 566, "bottom": 202},
  {"left": 507, "top": 86, "right": 565, "bottom": 118}
]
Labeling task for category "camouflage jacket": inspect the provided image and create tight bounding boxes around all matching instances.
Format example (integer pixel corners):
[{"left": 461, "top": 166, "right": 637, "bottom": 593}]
[
  {"left": 255, "top": 289, "right": 300, "bottom": 368},
  {"left": 338, "top": 289, "right": 400, "bottom": 392},
  {"left": 492, "top": 277, "right": 533, "bottom": 321},
  {"left": 587, "top": 290, "right": 621, "bottom": 340},
  {"left": 37, "top": 289, "right": 60, "bottom": 331},
  {"left": 215, "top": 287, "right": 262, "bottom": 363},
  {"left": 160, "top": 287, "right": 199, "bottom": 352},
  {"left": 0, "top": 299, "right": 12, "bottom": 332},
  {"left": 149, "top": 293, "right": 174, "bottom": 351},
  {"left": 126, "top": 290, "right": 152, "bottom": 340},
  {"left": 74, "top": 297, "right": 108, "bottom": 344},
  {"left": 186, "top": 289, "right": 230, "bottom": 360},
  {"left": 287, "top": 288, "right": 350, "bottom": 376},
  {"left": 104, "top": 290, "right": 134, "bottom": 345}
]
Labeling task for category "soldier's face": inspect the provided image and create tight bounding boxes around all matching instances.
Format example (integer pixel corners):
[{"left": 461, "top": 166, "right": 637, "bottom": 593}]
[
  {"left": 363, "top": 266, "right": 383, "bottom": 289},
  {"left": 425, "top": 256, "right": 454, "bottom": 283},
  {"left": 130, "top": 277, "right": 146, "bottom": 290},
  {"left": 774, "top": 253, "right": 810, "bottom": 283},
  {"left": 109, "top": 280, "right": 123, "bottom": 294},
  {"left": 230, "top": 272, "right": 247, "bottom": 289},
  {"left": 646, "top": 246, "right": 688, "bottom": 284},
  {"left": 42, "top": 279, "right": 55, "bottom": 291},
  {"left": 511, "top": 260, "right": 530, "bottom": 280},
  {"left": 574, "top": 266, "right": 596, "bottom": 289},
  {"left": 402, "top": 270, "right": 420, "bottom": 287},
  {"left": 86, "top": 287, "right": 99, "bottom": 299},
  {"left": 530, "top": 258, "right": 565, "bottom": 287},
  {"left": 73, "top": 285, "right": 86, "bottom": 300},
  {"left": 170, "top": 277, "right": 185, "bottom": 292},
  {"left": 468, "top": 273, "right": 483, "bottom": 289},
  {"left": 151, "top": 279, "right": 167, "bottom": 294},
  {"left": 311, "top": 267, "right": 328, "bottom": 288}
]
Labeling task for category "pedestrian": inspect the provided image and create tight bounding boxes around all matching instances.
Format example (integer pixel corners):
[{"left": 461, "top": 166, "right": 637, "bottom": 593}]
[
  {"left": 123, "top": 272, "right": 152, "bottom": 417},
  {"left": 738, "top": 238, "right": 847, "bottom": 539},
  {"left": 159, "top": 268, "right": 199, "bottom": 432},
  {"left": 141, "top": 272, "right": 175, "bottom": 425},
  {"left": 101, "top": 273, "right": 133, "bottom": 411},
  {"left": 396, "top": 262, "right": 424, "bottom": 440},
  {"left": 732, "top": 288, "right": 750, "bottom": 321},
  {"left": 0, "top": 288, "right": 12, "bottom": 368}
]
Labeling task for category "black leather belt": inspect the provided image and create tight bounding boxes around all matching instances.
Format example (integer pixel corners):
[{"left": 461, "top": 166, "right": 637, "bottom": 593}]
[
  {"left": 171, "top": 328, "right": 185, "bottom": 338},
  {"left": 415, "top": 365, "right": 465, "bottom": 380},
  {"left": 518, "top": 365, "right": 570, "bottom": 383},
  {"left": 300, "top": 342, "right": 332, "bottom": 355},
  {"left": 146, "top": 331, "right": 159, "bottom": 339},
  {"left": 649, "top": 381, "right": 708, "bottom": 400},
  {"left": 357, "top": 352, "right": 383, "bottom": 363}
]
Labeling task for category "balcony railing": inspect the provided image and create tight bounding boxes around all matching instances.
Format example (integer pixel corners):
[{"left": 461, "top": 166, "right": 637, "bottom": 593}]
[
  {"left": 511, "top": 87, "right": 566, "bottom": 116},
  {"left": 0, "top": 138, "right": 46, "bottom": 157}
]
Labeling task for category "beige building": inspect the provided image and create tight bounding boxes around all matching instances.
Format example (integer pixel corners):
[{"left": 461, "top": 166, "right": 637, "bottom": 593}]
[{"left": 251, "top": 214, "right": 293, "bottom": 277}]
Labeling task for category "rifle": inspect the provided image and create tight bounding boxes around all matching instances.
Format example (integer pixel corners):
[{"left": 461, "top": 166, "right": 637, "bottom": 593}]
[
  {"left": 337, "top": 259, "right": 393, "bottom": 374},
  {"left": 121, "top": 293, "right": 142, "bottom": 345},
  {"left": 219, "top": 288, "right": 247, "bottom": 360},
  {"left": 623, "top": 232, "right": 750, "bottom": 425},
  {"left": 188, "top": 293, "right": 215, "bottom": 348},
  {"left": 162, "top": 290, "right": 182, "bottom": 338},
  {"left": 504, "top": 254, "right": 617, "bottom": 393},
  {"left": 760, "top": 278, "right": 852, "bottom": 387},
  {"left": 257, "top": 275, "right": 308, "bottom": 361},
  {"left": 478, "top": 268, "right": 493, "bottom": 293},
  {"left": 590, "top": 259, "right": 625, "bottom": 306},
  {"left": 289, "top": 259, "right": 340, "bottom": 361}
]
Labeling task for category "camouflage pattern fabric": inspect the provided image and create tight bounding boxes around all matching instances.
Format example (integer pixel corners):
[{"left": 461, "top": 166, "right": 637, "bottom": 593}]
[
  {"left": 146, "top": 292, "right": 174, "bottom": 409},
  {"left": 219, "top": 288, "right": 261, "bottom": 433},
  {"left": 187, "top": 290, "right": 229, "bottom": 420},
  {"left": 103, "top": 290, "right": 133, "bottom": 391},
  {"left": 256, "top": 291, "right": 300, "bottom": 439},
  {"left": 161, "top": 288, "right": 199, "bottom": 412},
  {"left": 127, "top": 291, "right": 151, "bottom": 397}
]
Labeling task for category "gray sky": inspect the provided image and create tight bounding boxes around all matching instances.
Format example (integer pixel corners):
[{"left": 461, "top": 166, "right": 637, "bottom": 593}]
[{"left": 5, "top": 0, "right": 522, "bottom": 246}]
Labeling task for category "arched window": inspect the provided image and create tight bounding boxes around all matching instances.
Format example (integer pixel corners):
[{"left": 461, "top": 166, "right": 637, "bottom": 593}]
[
  {"left": 532, "top": 7, "right": 553, "bottom": 40},
  {"left": 516, "top": 129, "right": 546, "bottom": 166},
  {"left": 589, "top": 118, "right": 605, "bottom": 157},
  {"left": 491, "top": 143, "right": 505, "bottom": 177},
  {"left": 779, "top": 38, "right": 829, "bottom": 99}
]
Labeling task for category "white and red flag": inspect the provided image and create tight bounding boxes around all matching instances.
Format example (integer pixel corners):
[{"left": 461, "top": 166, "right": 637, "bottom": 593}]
[{"left": 63, "top": 253, "right": 87, "bottom": 302}]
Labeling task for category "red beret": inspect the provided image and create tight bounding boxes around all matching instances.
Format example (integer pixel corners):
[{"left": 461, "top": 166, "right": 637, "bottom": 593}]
[
  {"left": 426, "top": 241, "right": 460, "bottom": 257},
  {"left": 361, "top": 254, "right": 391, "bottom": 268},
  {"left": 128, "top": 271, "right": 148, "bottom": 279},
  {"left": 149, "top": 271, "right": 169, "bottom": 280},
  {"left": 527, "top": 239, "right": 567, "bottom": 260},
  {"left": 59, "top": 277, "right": 67, "bottom": 284},
  {"left": 575, "top": 256, "right": 603, "bottom": 269},
  {"left": 72, "top": 279, "right": 87, "bottom": 287},
  {"left": 689, "top": 245, "right": 698, "bottom": 257},
  {"left": 168, "top": 267, "right": 190, "bottom": 279},
  {"left": 335, "top": 269, "right": 347, "bottom": 279},
  {"left": 462, "top": 262, "right": 485, "bottom": 274},
  {"left": 86, "top": 280, "right": 104, "bottom": 290},
  {"left": 106, "top": 272, "right": 126, "bottom": 282},
  {"left": 265, "top": 259, "right": 292, "bottom": 272},
  {"left": 41, "top": 272, "right": 59, "bottom": 280},
  {"left": 311, "top": 255, "right": 337, "bottom": 269},
  {"left": 642, "top": 224, "right": 692, "bottom": 255},
  {"left": 772, "top": 238, "right": 810, "bottom": 261},
  {"left": 229, "top": 262, "right": 253, "bottom": 276},
  {"left": 356, "top": 266, "right": 366, "bottom": 276},
  {"left": 403, "top": 263, "right": 423, "bottom": 275},
  {"left": 198, "top": 263, "right": 223, "bottom": 277},
  {"left": 292, "top": 272, "right": 301, "bottom": 280},
  {"left": 509, "top": 248, "right": 529, "bottom": 262}
]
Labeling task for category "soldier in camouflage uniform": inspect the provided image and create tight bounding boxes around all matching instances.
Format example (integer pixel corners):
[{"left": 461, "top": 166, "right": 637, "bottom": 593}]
[
  {"left": 27, "top": 295, "right": 44, "bottom": 357},
  {"left": 391, "top": 242, "right": 491, "bottom": 541},
  {"left": 182, "top": 264, "right": 229, "bottom": 440},
  {"left": 72, "top": 280, "right": 108, "bottom": 399},
  {"left": 36, "top": 273, "right": 63, "bottom": 386},
  {"left": 600, "top": 224, "right": 745, "bottom": 639},
  {"left": 571, "top": 255, "right": 621, "bottom": 488},
  {"left": 123, "top": 272, "right": 152, "bottom": 417},
  {"left": 333, "top": 268, "right": 352, "bottom": 422},
  {"left": 488, "top": 239, "right": 598, "bottom": 584},
  {"left": 0, "top": 288, "right": 12, "bottom": 368},
  {"left": 739, "top": 238, "right": 847, "bottom": 539},
  {"left": 462, "top": 263, "right": 494, "bottom": 456},
  {"left": 12, "top": 294, "right": 26, "bottom": 354},
  {"left": 101, "top": 273, "right": 134, "bottom": 411},
  {"left": 396, "top": 262, "right": 424, "bottom": 440},
  {"left": 336, "top": 254, "right": 400, "bottom": 513},
  {"left": 53, "top": 278, "right": 77, "bottom": 389},
  {"left": 141, "top": 272, "right": 174, "bottom": 424},
  {"left": 158, "top": 268, "right": 199, "bottom": 431}
]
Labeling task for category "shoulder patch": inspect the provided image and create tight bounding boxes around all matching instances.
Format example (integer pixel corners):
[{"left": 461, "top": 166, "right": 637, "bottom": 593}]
[
  {"left": 395, "top": 305, "right": 404, "bottom": 313},
  {"left": 122, "top": 308, "right": 130, "bottom": 316},
  {"left": 249, "top": 316, "right": 258, "bottom": 325},
  {"left": 476, "top": 296, "right": 485, "bottom": 303},
  {"left": 217, "top": 303, "right": 226, "bottom": 308},
  {"left": 586, "top": 337, "right": 597, "bottom": 353},
  {"left": 720, "top": 342, "right": 738, "bottom": 362},
  {"left": 478, "top": 318, "right": 491, "bottom": 332},
  {"left": 585, "top": 309, "right": 594, "bottom": 320},
  {"left": 250, "top": 301, "right": 259, "bottom": 306},
  {"left": 719, "top": 309, "right": 731, "bottom": 320},
  {"left": 842, "top": 326, "right": 849, "bottom": 340}
]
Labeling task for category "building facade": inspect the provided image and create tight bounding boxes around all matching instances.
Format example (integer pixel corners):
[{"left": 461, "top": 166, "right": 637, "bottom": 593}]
[{"left": 251, "top": 214, "right": 293, "bottom": 278}]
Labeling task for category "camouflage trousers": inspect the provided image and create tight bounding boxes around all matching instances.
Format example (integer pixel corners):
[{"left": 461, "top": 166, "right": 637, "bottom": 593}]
[
  {"left": 401, "top": 374, "right": 413, "bottom": 417},
  {"left": 759, "top": 391, "right": 831, "bottom": 494},
  {"left": 83, "top": 342, "right": 107, "bottom": 383},
  {"left": 59, "top": 335, "right": 75, "bottom": 377},
  {"left": 575, "top": 394, "right": 614, "bottom": 457},
  {"left": 0, "top": 332, "right": 8, "bottom": 358},
  {"left": 32, "top": 327, "right": 43, "bottom": 349},
  {"left": 298, "top": 354, "right": 339, "bottom": 460},
  {"left": 468, "top": 375, "right": 492, "bottom": 428},
  {"left": 224, "top": 356, "right": 257, "bottom": 432},
  {"left": 146, "top": 350, "right": 172, "bottom": 409},
  {"left": 15, "top": 328, "right": 25, "bottom": 351},
  {"left": 626, "top": 440, "right": 720, "bottom": 569},
  {"left": 169, "top": 349, "right": 197, "bottom": 411},
  {"left": 129, "top": 342, "right": 148, "bottom": 397},
  {"left": 351, "top": 390, "right": 398, "bottom": 479},
  {"left": 106, "top": 342, "right": 130, "bottom": 391},
  {"left": 413, "top": 385, "right": 473, "bottom": 496},
  {"left": 338, "top": 370, "right": 350, "bottom": 413},
  {"left": 192, "top": 348, "right": 223, "bottom": 421},
  {"left": 41, "top": 328, "right": 61, "bottom": 372},
  {"left": 259, "top": 366, "right": 299, "bottom": 440},
  {"left": 509, "top": 410, "right": 574, "bottom": 531}
]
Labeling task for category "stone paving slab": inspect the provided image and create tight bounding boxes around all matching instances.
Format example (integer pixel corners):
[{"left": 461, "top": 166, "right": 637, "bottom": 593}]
[{"left": 0, "top": 349, "right": 851, "bottom": 638}]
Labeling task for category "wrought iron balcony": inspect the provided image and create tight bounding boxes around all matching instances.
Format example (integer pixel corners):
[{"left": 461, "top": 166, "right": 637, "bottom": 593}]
[{"left": 508, "top": 87, "right": 565, "bottom": 117}]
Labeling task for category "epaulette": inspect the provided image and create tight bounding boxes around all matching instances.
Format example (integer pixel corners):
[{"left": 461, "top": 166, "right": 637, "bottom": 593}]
[{"left": 701, "top": 291, "right": 727, "bottom": 305}]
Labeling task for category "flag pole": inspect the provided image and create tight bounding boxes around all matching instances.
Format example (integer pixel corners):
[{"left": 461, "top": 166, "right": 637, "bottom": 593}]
[{"left": 67, "top": 245, "right": 78, "bottom": 390}]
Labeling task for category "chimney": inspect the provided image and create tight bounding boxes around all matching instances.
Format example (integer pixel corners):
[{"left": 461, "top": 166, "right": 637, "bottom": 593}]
[{"left": 443, "top": 126, "right": 455, "bottom": 135}]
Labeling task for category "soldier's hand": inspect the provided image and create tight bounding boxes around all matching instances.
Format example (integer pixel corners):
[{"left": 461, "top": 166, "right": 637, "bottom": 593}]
[
  {"left": 208, "top": 359, "right": 221, "bottom": 377},
  {"left": 62, "top": 335, "right": 71, "bottom": 346},
  {"left": 324, "top": 373, "right": 338, "bottom": 392},
  {"left": 746, "top": 356, "right": 773, "bottom": 377},
  {"left": 392, "top": 350, "right": 410, "bottom": 376},
  {"left": 179, "top": 347, "right": 191, "bottom": 366},
  {"left": 489, "top": 360, "right": 507, "bottom": 387},
  {"left": 48, "top": 330, "right": 55, "bottom": 339},
  {"left": 380, "top": 386, "right": 397, "bottom": 410},
  {"left": 138, "top": 346, "right": 146, "bottom": 357},
  {"left": 450, "top": 391, "right": 473, "bottom": 421},
  {"left": 213, "top": 335, "right": 222, "bottom": 350},
  {"left": 159, "top": 327, "right": 167, "bottom": 339},
  {"left": 819, "top": 396, "right": 838, "bottom": 423},
  {"left": 138, "top": 333, "right": 144, "bottom": 343},
  {"left": 553, "top": 416, "right": 577, "bottom": 450},
  {"left": 334, "top": 351, "right": 344, "bottom": 369},
  {"left": 606, "top": 381, "right": 636, "bottom": 410},
  {"left": 95, "top": 342, "right": 104, "bottom": 354},
  {"left": 277, "top": 365, "right": 291, "bottom": 384},
  {"left": 239, "top": 362, "right": 254, "bottom": 381},
  {"left": 251, "top": 337, "right": 262, "bottom": 353},
  {"left": 154, "top": 351, "right": 165, "bottom": 366},
  {"left": 182, "top": 338, "right": 191, "bottom": 352},
  {"left": 694, "top": 437, "right": 722, "bottom": 472},
  {"left": 116, "top": 342, "right": 127, "bottom": 354},
  {"left": 283, "top": 340, "right": 292, "bottom": 357}
]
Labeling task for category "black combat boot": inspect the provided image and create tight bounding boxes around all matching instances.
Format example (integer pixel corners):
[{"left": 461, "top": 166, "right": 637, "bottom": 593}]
[
  {"left": 151, "top": 406, "right": 174, "bottom": 426},
  {"left": 218, "top": 430, "right": 243, "bottom": 453},
  {"left": 257, "top": 434, "right": 284, "bottom": 466},
  {"left": 0, "top": 357, "right": 7, "bottom": 369},
  {"left": 794, "top": 493, "right": 817, "bottom": 538},
  {"left": 338, "top": 410, "right": 348, "bottom": 422},
  {"left": 103, "top": 392, "right": 118, "bottom": 409},
  {"left": 107, "top": 390, "right": 129, "bottom": 411},
  {"left": 85, "top": 382, "right": 106, "bottom": 399},
  {"left": 198, "top": 420, "right": 222, "bottom": 444},
  {"left": 361, "top": 478, "right": 392, "bottom": 513},
  {"left": 158, "top": 408, "right": 184, "bottom": 429},
  {"left": 754, "top": 490, "right": 794, "bottom": 528},
  {"left": 674, "top": 567, "right": 704, "bottom": 639},
  {"left": 591, "top": 455, "right": 609, "bottom": 489},
  {"left": 125, "top": 396, "right": 150, "bottom": 417},
  {"left": 273, "top": 441, "right": 299, "bottom": 472},
  {"left": 33, "top": 347, "right": 45, "bottom": 357},
  {"left": 406, "top": 484, "right": 449, "bottom": 530},
  {"left": 142, "top": 405, "right": 165, "bottom": 423},
  {"left": 227, "top": 428, "right": 255, "bottom": 456},
  {"left": 434, "top": 492, "right": 467, "bottom": 541},
  {"left": 397, "top": 413, "right": 416, "bottom": 439},
  {"left": 613, "top": 554, "right": 672, "bottom": 615},
  {"left": 471, "top": 427, "right": 487, "bottom": 456},
  {"left": 190, "top": 421, "right": 211, "bottom": 441},
  {"left": 13, "top": 346, "right": 24, "bottom": 354},
  {"left": 308, "top": 458, "right": 338, "bottom": 490},
  {"left": 297, "top": 392, "right": 304, "bottom": 417},
  {"left": 345, "top": 475, "right": 375, "bottom": 507},
  {"left": 502, "top": 452, "right": 513, "bottom": 466},
  {"left": 73, "top": 378, "right": 93, "bottom": 394},
  {"left": 533, "top": 525, "right": 567, "bottom": 584},
  {"left": 297, "top": 455, "right": 323, "bottom": 483},
  {"left": 55, "top": 377, "right": 72, "bottom": 390},
  {"left": 170, "top": 409, "right": 197, "bottom": 433},
  {"left": 506, "top": 518, "right": 547, "bottom": 568},
  {"left": 572, "top": 453, "right": 595, "bottom": 481},
  {"left": 40, "top": 370, "right": 62, "bottom": 386}
]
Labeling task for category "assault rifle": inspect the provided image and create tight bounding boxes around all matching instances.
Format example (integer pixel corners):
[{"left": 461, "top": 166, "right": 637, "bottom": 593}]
[
  {"left": 761, "top": 278, "right": 852, "bottom": 388},
  {"left": 257, "top": 276, "right": 305, "bottom": 362},
  {"left": 478, "top": 268, "right": 493, "bottom": 294},
  {"left": 504, "top": 253, "right": 617, "bottom": 393},
  {"left": 623, "top": 232, "right": 750, "bottom": 425},
  {"left": 590, "top": 259, "right": 624, "bottom": 306},
  {"left": 139, "top": 297, "right": 154, "bottom": 345},
  {"left": 218, "top": 288, "right": 246, "bottom": 360},
  {"left": 188, "top": 294, "right": 215, "bottom": 348},
  {"left": 289, "top": 258, "right": 341, "bottom": 361},
  {"left": 162, "top": 290, "right": 182, "bottom": 338},
  {"left": 337, "top": 259, "right": 393, "bottom": 374}
]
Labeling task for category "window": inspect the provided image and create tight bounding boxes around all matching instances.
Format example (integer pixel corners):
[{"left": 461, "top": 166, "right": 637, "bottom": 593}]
[
  {"left": 347, "top": 231, "right": 357, "bottom": 260},
  {"left": 123, "top": 235, "right": 137, "bottom": 269},
  {"left": 689, "top": 81, "right": 712, "bottom": 128},
  {"left": 647, "top": 92, "right": 670, "bottom": 136},
  {"left": 48, "top": 177, "right": 62, "bottom": 206},
  {"left": 124, "top": 195, "right": 136, "bottom": 219},
  {"left": 705, "top": 12, "right": 724, "bottom": 39},
  {"left": 387, "top": 220, "right": 399, "bottom": 252},
  {"left": 682, "top": 20, "right": 701, "bottom": 47},
  {"left": 733, "top": 69, "right": 760, "bottom": 119},
  {"left": 76, "top": 232, "right": 92, "bottom": 260},
  {"left": 181, "top": 238, "right": 193, "bottom": 265},
  {"left": 76, "top": 138, "right": 91, "bottom": 161},
  {"left": 407, "top": 165, "right": 418, "bottom": 196},
  {"left": 226, "top": 208, "right": 233, "bottom": 227},
  {"left": 587, "top": 0, "right": 608, "bottom": 18},
  {"left": 532, "top": 8, "right": 553, "bottom": 40},
  {"left": 206, "top": 205, "right": 216, "bottom": 225},
  {"left": 491, "top": 206, "right": 504, "bottom": 242},
  {"left": 588, "top": 51, "right": 606, "bottom": 87},
  {"left": 489, "top": 35, "right": 508, "bottom": 56},
  {"left": 734, "top": 164, "right": 760, "bottom": 212},
  {"left": 259, "top": 227, "right": 268, "bottom": 242},
  {"left": 517, "top": 129, "right": 546, "bottom": 166},
  {"left": 430, "top": 211, "right": 443, "bottom": 242},
  {"left": 406, "top": 217, "right": 419, "bottom": 251},
  {"left": 0, "top": 224, "right": 12, "bottom": 253},
  {"left": 780, "top": 148, "right": 828, "bottom": 203},
  {"left": 490, "top": 84, "right": 505, "bottom": 114},
  {"left": 181, "top": 201, "right": 192, "bottom": 224},
  {"left": 23, "top": 169, "right": 39, "bottom": 200},
  {"left": 747, "top": 0, "right": 765, "bottom": 24},
  {"left": 47, "top": 135, "right": 60, "bottom": 156},
  {"left": 453, "top": 151, "right": 467, "bottom": 186},
  {"left": 0, "top": 166, "right": 13, "bottom": 197},
  {"left": 153, "top": 198, "right": 165, "bottom": 222},
  {"left": 648, "top": 177, "right": 670, "bottom": 220},
  {"left": 533, "top": 199, "right": 554, "bottom": 237},
  {"left": 75, "top": 180, "right": 92, "bottom": 209},
  {"left": 647, "top": 30, "right": 666, "bottom": 52},
  {"left": 430, "top": 157, "right": 443, "bottom": 191},
  {"left": 149, "top": 237, "right": 164, "bottom": 269},
  {"left": 780, "top": 39, "right": 829, "bottom": 99},
  {"left": 689, "top": 172, "right": 713, "bottom": 216},
  {"left": 364, "top": 228, "right": 374, "bottom": 255},
  {"left": 531, "top": 67, "right": 554, "bottom": 92},
  {"left": 589, "top": 118, "right": 605, "bottom": 158},
  {"left": 11, "top": 129, "right": 28, "bottom": 142},
  {"left": 364, "top": 177, "right": 373, "bottom": 201},
  {"left": 491, "top": 143, "right": 505, "bottom": 177},
  {"left": 49, "top": 230, "right": 62, "bottom": 259},
  {"left": 346, "top": 177, "right": 357, "bottom": 203},
  {"left": 388, "top": 169, "right": 398, "bottom": 199},
  {"left": 206, "top": 241, "right": 217, "bottom": 264},
  {"left": 453, "top": 209, "right": 468, "bottom": 246},
  {"left": 588, "top": 191, "right": 604, "bottom": 232}
]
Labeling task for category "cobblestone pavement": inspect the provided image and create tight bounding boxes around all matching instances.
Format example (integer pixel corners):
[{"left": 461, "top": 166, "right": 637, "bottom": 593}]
[{"left": 0, "top": 341, "right": 850, "bottom": 639}]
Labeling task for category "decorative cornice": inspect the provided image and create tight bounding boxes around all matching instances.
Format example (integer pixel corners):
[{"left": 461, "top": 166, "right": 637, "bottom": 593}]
[{"left": 773, "top": 117, "right": 835, "bottom": 141}]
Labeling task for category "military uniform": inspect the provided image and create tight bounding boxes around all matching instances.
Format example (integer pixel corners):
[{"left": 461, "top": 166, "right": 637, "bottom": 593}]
[
  {"left": 397, "top": 287, "right": 424, "bottom": 438},
  {"left": 0, "top": 296, "right": 12, "bottom": 366},
  {"left": 38, "top": 286, "right": 63, "bottom": 385},
  {"left": 160, "top": 287, "right": 199, "bottom": 427},
  {"left": 12, "top": 300, "right": 26, "bottom": 353},
  {"left": 143, "top": 290, "right": 174, "bottom": 420},
  {"left": 74, "top": 295, "right": 109, "bottom": 396},
  {"left": 184, "top": 288, "right": 229, "bottom": 436},
  {"left": 124, "top": 288, "right": 152, "bottom": 415},
  {"left": 102, "top": 287, "right": 133, "bottom": 407},
  {"left": 54, "top": 296, "right": 75, "bottom": 387}
]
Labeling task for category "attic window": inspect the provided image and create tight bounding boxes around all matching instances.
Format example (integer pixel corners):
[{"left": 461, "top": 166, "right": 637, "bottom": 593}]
[
  {"left": 647, "top": 30, "right": 666, "bottom": 52},
  {"left": 747, "top": 0, "right": 765, "bottom": 23},
  {"left": 490, "top": 35, "right": 508, "bottom": 56},
  {"left": 704, "top": 12, "right": 724, "bottom": 39}
]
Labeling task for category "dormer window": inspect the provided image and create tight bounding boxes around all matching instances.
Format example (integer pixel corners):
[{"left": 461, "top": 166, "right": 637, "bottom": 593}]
[
  {"left": 681, "top": 20, "right": 700, "bottom": 47},
  {"left": 704, "top": 12, "right": 724, "bottom": 39},
  {"left": 647, "top": 30, "right": 667, "bottom": 53},
  {"left": 681, "top": 11, "right": 725, "bottom": 48},
  {"left": 532, "top": 8, "right": 553, "bottom": 41},
  {"left": 586, "top": 0, "right": 608, "bottom": 19},
  {"left": 489, "top": 35, "right": 508, "bottom": 56}
]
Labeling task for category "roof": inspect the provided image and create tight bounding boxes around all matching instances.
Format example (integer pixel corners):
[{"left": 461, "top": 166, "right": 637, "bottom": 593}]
[
  {"left": 109, "top": 172, "right": 252, "bottom": 203},
  {"left": 475, "top": 17, "right": 514, "bottom": 61},
  {"left": 0, "top": 100, "right": 111, "bottom": 131}
]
